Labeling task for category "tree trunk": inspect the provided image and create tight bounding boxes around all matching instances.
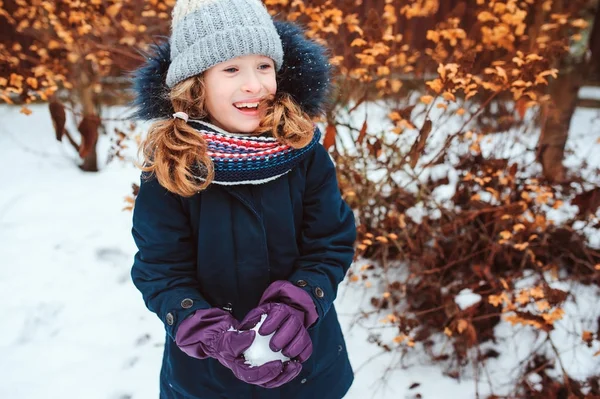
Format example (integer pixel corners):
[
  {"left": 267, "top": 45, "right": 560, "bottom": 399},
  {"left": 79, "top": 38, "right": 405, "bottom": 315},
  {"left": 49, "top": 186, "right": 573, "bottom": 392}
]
[
  {"left": 528, "top": 2, "right": 546, "bottom": 53},
  {"left": 589, "top": 1, "right": 600, "bottom": 80},
  {"left": 536, "top": 0, "right": 595, "bottom": 182},
  {"left": 538, "top": 69, "right": 580, "bottom": 183},
  {"left": 77, "top": 69, "right": 99, "bottom": 172}
]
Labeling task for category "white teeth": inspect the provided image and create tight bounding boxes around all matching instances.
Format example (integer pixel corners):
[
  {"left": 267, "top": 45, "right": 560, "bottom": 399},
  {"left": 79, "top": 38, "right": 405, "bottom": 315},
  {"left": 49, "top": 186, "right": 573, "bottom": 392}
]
[{"left": 234, "top": 102, "right": 259, "bottom": 109}]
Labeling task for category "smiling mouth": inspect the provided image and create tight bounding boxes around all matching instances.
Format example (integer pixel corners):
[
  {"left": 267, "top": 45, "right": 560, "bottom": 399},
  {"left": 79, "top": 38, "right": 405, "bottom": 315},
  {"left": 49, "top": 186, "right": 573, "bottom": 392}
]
[
  {"left": 233, "top": 101, "right": 262, "bottom": 117},
  {"left": 233, "top": 102, "right": 260, "bottom": 110}
]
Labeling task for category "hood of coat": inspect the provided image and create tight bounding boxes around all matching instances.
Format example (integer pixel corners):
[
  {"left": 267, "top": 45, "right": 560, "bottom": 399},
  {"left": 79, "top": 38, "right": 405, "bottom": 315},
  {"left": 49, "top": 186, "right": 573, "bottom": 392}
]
[{"left": 130, "top": 21, "right": 332, "bottom": 121}]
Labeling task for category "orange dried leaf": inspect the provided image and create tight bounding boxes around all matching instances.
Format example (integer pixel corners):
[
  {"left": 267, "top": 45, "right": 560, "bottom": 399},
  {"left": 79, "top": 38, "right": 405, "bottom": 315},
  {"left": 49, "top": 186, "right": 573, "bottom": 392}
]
[
  {"left": 457, "top": 319, "right": 468, "bottom": 333},
  {"left": 377, "top": 66, "right": 390, "bottom": 76},
  {"left": 393, "top": 334, "right": 405, "bottom": 344},
  {"left": 329, "top": 56, "right": 344, "bottom": 66},
  {"left": 536, "top": 300, "right": 550, "bottom": 311},
  {"left": 478, "top": 11, "right": 497, "bottom": 22},
  {"left": 351, "top": 38, "right": 367, "bottom": 47},
  {"left": 542, "top": 308, "right": 565, "bottom": 324},
  {"left": 426, "top": 30, "right": 440, "bottom": 43},
  {"left": 516, "top": 290, "right": 530, "bottom": 305},
  {"left": 529, "top": 287, "right": 544, "bottom": 299},
  {"left": 513, "top": 223, "right": 526, "bottom": 232},
  {"left": 442, "top": 91, "right": 455, "bottom": 102},
  {"left": 390, "top": 79, "right": 402, "bottom": 93},
  {"left": 426, "top": 79, "right": 443, "bottom": 94},
  {"left": 437, "top": 63, "right": 446, "bottom": 80},
  {"left": 582, "top": 330, "right": 594, "bottom": 343},
  {"left": 398, "top": 214, "right": 407, "bottom": 228},
  {"left": 488, "top": 294, "right": 505, "bottom": 307},
  {"left": 375, "top": 236, "right": 389, "bottom": 244},
  {"left": 496, "top": 66, "right": 508, "bottom": 82},
  {"left": 420, "top": 95, "right": 434, "bottom": 104},
  {"left": 499, "top": 231, "right": 512, "bottom": 240},
  {"left": 1, "top": 93, "right": 14, "bottom": 104},
  {"left": 388, "top": 111, "right": 401, "bottom": 121},
  {"left": 571, "top": 19, "right": 588, "bottom": 29},
  {"left": 123, "top": 196, "right": 135, "bottom": 205}
]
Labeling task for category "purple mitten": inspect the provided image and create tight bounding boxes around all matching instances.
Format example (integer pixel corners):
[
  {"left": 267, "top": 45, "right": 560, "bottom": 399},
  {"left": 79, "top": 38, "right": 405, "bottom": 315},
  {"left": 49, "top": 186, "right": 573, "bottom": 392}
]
[
  {"left": 229, "top": 357, "right": 302, "bottom": 388},
  {"left": 258, "top": 280, "right": 319, "bottom": 328},
  {"left": 175, "top": 307, "right": 255, "bottom": 367},
  {"left": 241, "top": 303, "right": 313, "bottom": 362}
]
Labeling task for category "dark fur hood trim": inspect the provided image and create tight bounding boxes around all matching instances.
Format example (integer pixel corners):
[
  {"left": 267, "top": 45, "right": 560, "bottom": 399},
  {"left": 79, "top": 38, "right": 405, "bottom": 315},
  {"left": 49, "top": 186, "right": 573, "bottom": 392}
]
[{"left": 130, "top": 21, "right": 332, "bottom": 120}]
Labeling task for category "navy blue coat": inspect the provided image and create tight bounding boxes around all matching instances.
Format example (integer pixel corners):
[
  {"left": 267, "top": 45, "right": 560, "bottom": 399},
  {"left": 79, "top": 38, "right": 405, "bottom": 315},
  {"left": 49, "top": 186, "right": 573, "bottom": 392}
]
[{"left": 131, "top": 141, "right": 357, "bottom": 399}]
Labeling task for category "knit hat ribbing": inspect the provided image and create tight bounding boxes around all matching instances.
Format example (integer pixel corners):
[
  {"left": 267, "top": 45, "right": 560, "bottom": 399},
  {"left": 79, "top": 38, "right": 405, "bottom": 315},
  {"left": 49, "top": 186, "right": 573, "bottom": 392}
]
[{"left": 166, "top": 0, "right": 284, "bottom": 88}]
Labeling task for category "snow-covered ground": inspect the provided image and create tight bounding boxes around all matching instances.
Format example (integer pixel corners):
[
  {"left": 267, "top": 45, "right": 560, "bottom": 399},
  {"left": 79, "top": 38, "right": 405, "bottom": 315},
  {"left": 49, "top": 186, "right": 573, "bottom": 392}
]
[{"left": 0, "top": 100, "right": 598, "bottom": 399}]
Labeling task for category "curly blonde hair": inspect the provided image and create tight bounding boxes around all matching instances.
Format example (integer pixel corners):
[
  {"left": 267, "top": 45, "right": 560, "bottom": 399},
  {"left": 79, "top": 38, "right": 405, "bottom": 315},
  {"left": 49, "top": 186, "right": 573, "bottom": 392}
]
[{"left": 138, "top": 75, "right": 314, "bottom": 197}]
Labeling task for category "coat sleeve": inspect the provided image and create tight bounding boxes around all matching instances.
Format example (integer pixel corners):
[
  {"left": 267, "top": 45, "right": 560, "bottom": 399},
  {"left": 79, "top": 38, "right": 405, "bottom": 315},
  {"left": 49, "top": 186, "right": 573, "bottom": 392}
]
[
  {"left": 287, "top": 143, "right": 357, "bottom": 330},
  {"left": 131, "top": 173, "right": 211, "bottom": 340}
]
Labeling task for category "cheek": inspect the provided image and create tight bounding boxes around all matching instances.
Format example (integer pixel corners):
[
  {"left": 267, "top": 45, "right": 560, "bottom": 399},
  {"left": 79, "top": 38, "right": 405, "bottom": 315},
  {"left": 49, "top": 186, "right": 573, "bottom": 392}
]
[
  {"left": 206, "top": 87, "right": 229, "bottom": 115},
  {"left": 265, "top": 74, "right": 277, "bottom": 95},
  {"left": 268, "top": 82, "right": 277, "bottom": 95}
]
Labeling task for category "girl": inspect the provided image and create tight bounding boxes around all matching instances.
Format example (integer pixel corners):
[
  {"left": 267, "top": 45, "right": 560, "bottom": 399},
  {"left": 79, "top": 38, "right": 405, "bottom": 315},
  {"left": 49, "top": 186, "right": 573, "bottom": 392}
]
[{"left": 130, "top": 0, "right": 356, "bottom": 397}]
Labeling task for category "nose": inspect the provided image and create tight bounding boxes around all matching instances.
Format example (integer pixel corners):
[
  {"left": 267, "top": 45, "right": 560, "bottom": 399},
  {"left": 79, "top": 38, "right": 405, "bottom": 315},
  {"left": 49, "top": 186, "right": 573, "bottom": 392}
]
[{"left": 240, "top": 70, "right": 262, "bottom": 94}]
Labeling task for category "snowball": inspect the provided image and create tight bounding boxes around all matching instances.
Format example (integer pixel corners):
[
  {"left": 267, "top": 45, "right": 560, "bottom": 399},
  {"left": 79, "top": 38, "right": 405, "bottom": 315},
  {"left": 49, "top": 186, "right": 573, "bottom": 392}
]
[
  {"left": 454, "top": 289, "right": 482, "bottom": 310},
  {"left": 243, "top": 313, "right": 290, "bottom": 367}
]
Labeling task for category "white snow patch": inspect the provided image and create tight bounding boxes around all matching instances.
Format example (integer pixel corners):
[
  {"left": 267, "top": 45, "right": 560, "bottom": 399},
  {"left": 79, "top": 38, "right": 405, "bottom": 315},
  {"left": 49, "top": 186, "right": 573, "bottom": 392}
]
[
  {"left": 578, "top": 86, "right": 600, "bottom": 100},
  {"left": 454, "top": 289, "right": 483, "bottom": 310},
  {"left": 243, "top": 314, "right": 290, "bottom": 367}
]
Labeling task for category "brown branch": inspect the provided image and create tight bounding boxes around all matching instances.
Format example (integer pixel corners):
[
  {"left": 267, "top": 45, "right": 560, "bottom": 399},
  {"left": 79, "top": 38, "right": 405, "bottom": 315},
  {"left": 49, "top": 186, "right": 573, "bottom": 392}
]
[
  {"left": 421, "top": 249, "right": 487, "bottom": 275},
  {"left": 62, "top": 128, "right": 80, "bottom": 152},
  {"left": 547, "top": 336, "right": 573, "bottom": 394}
]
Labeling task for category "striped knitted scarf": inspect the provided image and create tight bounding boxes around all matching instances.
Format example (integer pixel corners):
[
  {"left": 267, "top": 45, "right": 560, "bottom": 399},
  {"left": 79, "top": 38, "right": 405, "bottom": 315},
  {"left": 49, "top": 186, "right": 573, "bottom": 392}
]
[{"left": 188, "top": 120, "right": 321, "bottom": 185}]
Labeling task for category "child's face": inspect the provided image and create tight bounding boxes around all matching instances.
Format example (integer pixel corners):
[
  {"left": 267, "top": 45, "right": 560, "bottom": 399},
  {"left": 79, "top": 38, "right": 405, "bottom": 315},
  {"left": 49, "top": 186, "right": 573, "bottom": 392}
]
[{"left": 203, "top": 54, "right": 277, "bottom": 133}]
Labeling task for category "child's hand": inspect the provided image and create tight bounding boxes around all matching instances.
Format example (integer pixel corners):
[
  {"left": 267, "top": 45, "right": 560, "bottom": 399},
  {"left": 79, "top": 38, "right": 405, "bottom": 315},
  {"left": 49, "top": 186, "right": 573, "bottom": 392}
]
[
  {"left": 175, "top": 307, "right": 255, "bottom": 366},
  {"left": 228, "top": 357, "right": 302, "bottom": 389}
]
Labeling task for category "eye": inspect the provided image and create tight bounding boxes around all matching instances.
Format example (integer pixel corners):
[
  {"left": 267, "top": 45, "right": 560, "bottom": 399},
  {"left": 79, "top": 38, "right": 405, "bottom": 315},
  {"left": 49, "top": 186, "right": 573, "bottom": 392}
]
[
  {"left": 259, "top": 63, "right": 272, "bottom": 70},
  {"left": 223, "top": 67, "right": 238, "bottom": 73}
]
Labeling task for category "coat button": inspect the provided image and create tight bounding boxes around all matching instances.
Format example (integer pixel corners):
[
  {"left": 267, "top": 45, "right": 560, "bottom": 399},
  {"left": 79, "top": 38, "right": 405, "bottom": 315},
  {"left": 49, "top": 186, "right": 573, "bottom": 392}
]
[
  {"left": 296, "top": 279, "right": 308, "bottom": 287},
  {"left": 181, "top": 298, "right": 193, "bottom": 309},
  {"left": 166, "top": 312, "right": 174, "bottom": 325},
  {"left": 300, "top": 378, "right": 307, "bottom": 384},
  {"left": 315, "top": 287, "right": 324, "bottom": 298}
]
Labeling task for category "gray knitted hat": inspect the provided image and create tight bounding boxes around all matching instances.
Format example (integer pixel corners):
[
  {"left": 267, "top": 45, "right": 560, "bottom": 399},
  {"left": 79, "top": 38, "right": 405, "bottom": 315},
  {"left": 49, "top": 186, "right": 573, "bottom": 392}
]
[{"left": 166, "top": 0, "right": 284, "bottom": 88}]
